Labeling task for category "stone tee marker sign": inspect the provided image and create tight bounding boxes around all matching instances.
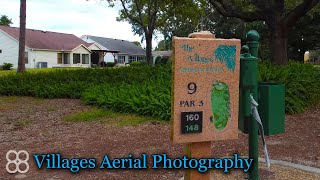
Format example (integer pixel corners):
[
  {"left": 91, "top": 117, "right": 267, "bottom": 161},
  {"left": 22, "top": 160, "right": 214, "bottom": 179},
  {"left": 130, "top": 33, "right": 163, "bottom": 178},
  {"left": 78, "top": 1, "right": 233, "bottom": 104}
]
[{"left": 171, "top": 32, "right": 241, "bottom": 144}]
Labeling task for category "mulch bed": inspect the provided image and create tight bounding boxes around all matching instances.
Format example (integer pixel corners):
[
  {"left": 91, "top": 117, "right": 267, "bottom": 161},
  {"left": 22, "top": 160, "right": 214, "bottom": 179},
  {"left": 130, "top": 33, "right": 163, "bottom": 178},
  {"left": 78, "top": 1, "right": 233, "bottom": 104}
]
[{"left": 0, "top": 97, "right": 319, "bottom": 179}]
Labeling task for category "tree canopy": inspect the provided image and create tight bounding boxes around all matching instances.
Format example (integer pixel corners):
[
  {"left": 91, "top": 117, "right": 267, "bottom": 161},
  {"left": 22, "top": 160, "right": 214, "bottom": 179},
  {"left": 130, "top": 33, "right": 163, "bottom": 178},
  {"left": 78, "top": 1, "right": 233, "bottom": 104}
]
[
  {"left": 207, "top": 0, "right": 320, "bottom": 65},
  {"left": 131, "top": 41, "right": 142, "bottom": 47},
  {"left": 107, "top": 0, "right": 204, "bottom": 64},
  {"left": 0, "top": 15, "right": 13, "bottom": 26},
  {"left": 113, "top": 0, "right": 171, "bottom": 64}
]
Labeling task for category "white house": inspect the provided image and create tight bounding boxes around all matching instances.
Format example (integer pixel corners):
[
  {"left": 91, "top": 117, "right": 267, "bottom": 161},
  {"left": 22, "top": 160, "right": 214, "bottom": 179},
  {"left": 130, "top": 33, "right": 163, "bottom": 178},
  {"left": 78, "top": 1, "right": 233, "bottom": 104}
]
[
  {"left": 0, "top": 25, "right": 92, "bottom": 68},
  {"left": 81, "top": 35, "right": 146, "bottom": 65},
  {"left": 152, "top": 51, "right": 172, "bottom": 64}
]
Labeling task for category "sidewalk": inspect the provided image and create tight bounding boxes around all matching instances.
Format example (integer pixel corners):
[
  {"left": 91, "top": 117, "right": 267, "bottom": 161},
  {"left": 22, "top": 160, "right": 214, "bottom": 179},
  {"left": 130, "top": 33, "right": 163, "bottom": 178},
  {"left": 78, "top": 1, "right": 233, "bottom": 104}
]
[
  {"left": 212, "top": 162, "right": 320, "bottom": 180},
  {"left": 178, "top": 161, "right": 320, "bottom": 180}
]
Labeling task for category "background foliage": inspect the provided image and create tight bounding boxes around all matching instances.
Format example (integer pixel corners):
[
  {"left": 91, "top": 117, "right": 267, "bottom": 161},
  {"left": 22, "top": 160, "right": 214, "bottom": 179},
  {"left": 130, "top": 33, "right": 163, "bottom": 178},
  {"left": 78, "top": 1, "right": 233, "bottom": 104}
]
[
  {"left": 259, "top": 61, "right": 320, "bottom": 114},
  {"left": 0, "top": 62, "right": 319, "bottom": 120}
]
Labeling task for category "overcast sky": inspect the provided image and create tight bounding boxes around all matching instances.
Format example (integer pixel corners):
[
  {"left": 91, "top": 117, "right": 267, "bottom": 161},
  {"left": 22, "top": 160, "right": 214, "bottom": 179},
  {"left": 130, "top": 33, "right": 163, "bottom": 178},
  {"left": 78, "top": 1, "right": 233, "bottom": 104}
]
[{"left": 0, "top": 0, "right": 161, "bottom": 48}]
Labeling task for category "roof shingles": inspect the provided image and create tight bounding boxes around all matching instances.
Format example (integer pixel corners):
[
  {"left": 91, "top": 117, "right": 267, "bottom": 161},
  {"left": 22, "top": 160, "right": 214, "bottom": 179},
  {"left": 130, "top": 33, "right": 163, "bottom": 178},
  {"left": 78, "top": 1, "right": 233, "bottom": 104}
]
[
  {"left": 0, "top": 25, "right": 90, "bottom": 51},
  {"left": 84, "top": 35, "right": 145, "bottom": 55}
]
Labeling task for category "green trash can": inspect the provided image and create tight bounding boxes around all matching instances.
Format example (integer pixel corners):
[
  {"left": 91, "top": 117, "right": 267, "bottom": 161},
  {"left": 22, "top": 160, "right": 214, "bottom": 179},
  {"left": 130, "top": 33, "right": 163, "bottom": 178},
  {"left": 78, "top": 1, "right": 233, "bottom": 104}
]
[{"left": 258, "top": 82, "right": 285, "bottom": 136}]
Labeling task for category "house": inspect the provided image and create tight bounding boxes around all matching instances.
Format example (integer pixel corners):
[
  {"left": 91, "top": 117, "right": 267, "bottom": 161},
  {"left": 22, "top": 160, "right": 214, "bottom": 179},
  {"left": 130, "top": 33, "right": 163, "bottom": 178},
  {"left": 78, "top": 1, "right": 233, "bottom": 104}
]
[
  {"left": 81, "top": 35, "right": 146, "bottom": 65},
  {"left": 152, "top": 51, "right": 172, "bottom": 64},
  {"left": 0, "top": 25, "right": 92, "bottom": 68}
]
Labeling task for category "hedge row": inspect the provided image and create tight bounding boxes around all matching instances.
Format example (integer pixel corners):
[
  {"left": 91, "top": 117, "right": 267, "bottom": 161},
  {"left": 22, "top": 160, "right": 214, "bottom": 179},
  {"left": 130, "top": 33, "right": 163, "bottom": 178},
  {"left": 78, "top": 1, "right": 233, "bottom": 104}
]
[{"left": 0, "top": 62, "right": 319, "bottom": 120}]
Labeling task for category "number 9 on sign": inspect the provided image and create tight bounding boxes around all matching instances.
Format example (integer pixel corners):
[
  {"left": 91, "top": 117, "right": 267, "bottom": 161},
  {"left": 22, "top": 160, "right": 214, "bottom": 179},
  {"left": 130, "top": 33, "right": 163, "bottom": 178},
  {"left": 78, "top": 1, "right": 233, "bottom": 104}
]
[{"left": 187, "top": 82, "right": 197, "bottom": 94}]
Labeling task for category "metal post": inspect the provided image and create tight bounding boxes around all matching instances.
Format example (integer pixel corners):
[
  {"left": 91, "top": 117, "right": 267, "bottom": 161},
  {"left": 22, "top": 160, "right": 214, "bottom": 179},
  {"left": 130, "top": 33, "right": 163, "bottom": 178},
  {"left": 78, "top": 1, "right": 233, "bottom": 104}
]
[
  {"left": 247, "top": 30, "right": 260, "bottom": 58},
  {"left": 246, "top": 30, "right": 260, "bottom": 180}
]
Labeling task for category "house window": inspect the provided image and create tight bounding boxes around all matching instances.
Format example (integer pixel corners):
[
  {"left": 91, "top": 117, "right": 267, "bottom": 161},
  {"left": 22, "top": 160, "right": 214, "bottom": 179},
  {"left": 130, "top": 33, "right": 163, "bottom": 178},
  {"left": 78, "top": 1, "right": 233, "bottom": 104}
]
[
  {"left": 25, "top": 52, "right": 28, "bottom": 64},
  {"left": 118, "top": 55, "right": 125, "bottom": 64},
  {"left": 82, "top": 54, "right": 89, "bottom": 64},
  {"left": 63, "top": 53, "right": 70, "bottom": 64},
  {"left": 73, "top": 53, "right": 80, "bottom": 64},
  {"left": 57, "top": 53, "right": 62, "bottom": 64},
  {"left": 129, "top": 56, "right": 137, "bottom": 63},
  {"left": 137, "top": 56, "right": 145, "bottom": 61},
  {"left": 0, "top": 50, "right": 2, "bottom": 53}
]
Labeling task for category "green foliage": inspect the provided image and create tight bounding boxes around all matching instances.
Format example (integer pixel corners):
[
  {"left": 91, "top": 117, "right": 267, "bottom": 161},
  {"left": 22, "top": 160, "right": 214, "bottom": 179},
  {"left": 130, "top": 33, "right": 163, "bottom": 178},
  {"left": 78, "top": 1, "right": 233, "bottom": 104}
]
[
  {"left": 0, "top": 61, "right": 318, "bottom": 120},
  {"left": 131, "top": 41, "right": 142, "bottom": 47},
  {"left": 155, "top": 40, "right": 171, "bottom": 51},
  {"left": 106, "top": 62, "right": 115, "bottom": 67},
  {"left": 115, "top": 0, "right": 173, "bottom": 64},
  {"left": 155, "top": 56, "right": 170, "bottom": 65},
  {"left": 130, "top": 61, "right": 147, "bottom": 67},
  {"left": 0, "top": 65, "right": 172, "bottom": 120},
  {"left": 159, "top": 0, "right": 205, "bottom": 40},
  {"left": 82, "top": 66, "right": 171, "bottom": 120},
  {"left": 64, "top": 108, "right": 118, "bottom": 122},
  {"left": 2, "top": 63, "right": 13, "bottom": 70},
  {"left": 0, "top": 66, "right": 167, "bottom": 98},
  {"left": 117, "top": 115, "right": 162, "bottom": 127},
  {"left": 0, "top": 15, "right": 13, "bottom": 26},
  {"left": 258, "top": 61, "right": 320, "bottom": 114},
  {"left": 64, "top": 107, "right": 161, "bottom": 126}
]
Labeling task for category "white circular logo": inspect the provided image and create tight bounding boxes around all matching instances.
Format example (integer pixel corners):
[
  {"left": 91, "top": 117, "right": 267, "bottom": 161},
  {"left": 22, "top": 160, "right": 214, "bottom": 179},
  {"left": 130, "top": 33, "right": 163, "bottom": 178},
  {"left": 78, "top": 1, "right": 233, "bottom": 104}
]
[{"left": 6, "top": 150, "right": 29, "bottom": 174}]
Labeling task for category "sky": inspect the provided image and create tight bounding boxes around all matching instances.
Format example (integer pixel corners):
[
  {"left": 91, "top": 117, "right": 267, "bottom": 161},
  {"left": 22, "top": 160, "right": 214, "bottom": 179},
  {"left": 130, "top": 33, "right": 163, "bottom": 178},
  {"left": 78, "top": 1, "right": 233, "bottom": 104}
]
[{"left": 0, "top": 0, "right": 162, "bottom": 48}]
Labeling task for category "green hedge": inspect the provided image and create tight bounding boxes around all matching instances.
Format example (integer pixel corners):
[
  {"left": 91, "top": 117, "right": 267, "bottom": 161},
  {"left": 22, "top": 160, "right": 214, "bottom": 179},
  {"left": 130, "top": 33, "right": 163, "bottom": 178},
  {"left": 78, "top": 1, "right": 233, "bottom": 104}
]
[
  {"left": 0, "top": 66, "right": 169, "bottom": 98},
  {"left": 259, "top": 61, "right": 320, "bottom": 114},
  {"left": 0, "top": 62, "right": 319, "bottom": 120},
  {"left": 83, "top": 77, "right": 171, "bottom": 120}
]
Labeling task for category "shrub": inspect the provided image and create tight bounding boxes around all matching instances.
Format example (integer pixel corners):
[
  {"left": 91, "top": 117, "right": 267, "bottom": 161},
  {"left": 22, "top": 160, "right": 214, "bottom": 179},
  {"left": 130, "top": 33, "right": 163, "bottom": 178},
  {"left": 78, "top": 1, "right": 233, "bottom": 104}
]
[
  {"left": 258, "top": 61, "right": 320, "bottom": 114},
  {"left": 82, "top": 65, "right": 171, "bottom": 120},
  {"left": 0, "top": 65, "right": 171, "bottom": 99},
  {"left": 82, "top": 80, "right": 171, "bottom": 120},
  {"left": 130, "top": 61, "right": 147, "bottom": 66},
  {"left": 0, "top": 60, "right": 318, "bottom": 120},
  {"left": 106, "top": 62, "right": 115, "bottom": 67},
  {"left": 155, "top": 56, "right": 170, "bottom": 65},
  {"left": 2, "top": 63, "right": 13, "bottom": 70}
]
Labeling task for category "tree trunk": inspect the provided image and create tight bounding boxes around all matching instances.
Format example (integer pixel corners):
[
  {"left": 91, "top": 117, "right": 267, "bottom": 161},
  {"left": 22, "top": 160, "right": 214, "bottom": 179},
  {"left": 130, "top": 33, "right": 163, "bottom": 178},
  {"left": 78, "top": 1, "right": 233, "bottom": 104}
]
[
  {"left": 269, "top": 20, "right": 289, "bottom": 65},
  {"left": 17, "top": 0, "right": 26, "bottom": 73},
  {"left": 145, "top": 33, "right": 153, "bottom": 65}
]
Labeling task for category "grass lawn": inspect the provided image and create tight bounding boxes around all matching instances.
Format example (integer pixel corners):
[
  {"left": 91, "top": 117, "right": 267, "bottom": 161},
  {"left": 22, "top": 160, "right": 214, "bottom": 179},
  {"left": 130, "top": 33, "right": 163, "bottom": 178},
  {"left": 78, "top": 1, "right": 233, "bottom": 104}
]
[
  {"left": 0, "top": 68, "right": 81, "bottom": 77},
  {"left": 0, "top": 96, "right": 164, "bottom": 127},
  {"left": 63, "top": 107, "right": 164, "bottom": 126},
  {"left": 0, "top": 69, "right": 15, "bottom": 76}
]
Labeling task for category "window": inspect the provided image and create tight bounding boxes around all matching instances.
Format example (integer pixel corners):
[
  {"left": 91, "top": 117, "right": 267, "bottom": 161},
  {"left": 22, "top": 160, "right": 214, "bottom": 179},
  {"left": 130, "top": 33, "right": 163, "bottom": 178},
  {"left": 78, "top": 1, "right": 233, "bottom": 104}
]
[
  {"left": 129, "top": 56, "right": 136, "bottom": 63},
  {"left": 137, "top": 56, "right": 145, "bottom": 62},
  {"left": 25, "top": 52, "right": 28, "bottom": 64},
  {"left": 0, "top": 50, "right": 2, "bottom": 53},
  {"left": 57, "top": 53, "right": 62, "bottom": 64},
  {"left": 63, "top": 53, "right": 70, "bottom": 64},
  {"left": 73, "top": 53, "right": 80, "bottom": 64},
  {"left": 118, "top": 55, "right": 125, "bottom": 64},
  {"left": 82, "top": 54, "right": 89, "bottom": 64}
]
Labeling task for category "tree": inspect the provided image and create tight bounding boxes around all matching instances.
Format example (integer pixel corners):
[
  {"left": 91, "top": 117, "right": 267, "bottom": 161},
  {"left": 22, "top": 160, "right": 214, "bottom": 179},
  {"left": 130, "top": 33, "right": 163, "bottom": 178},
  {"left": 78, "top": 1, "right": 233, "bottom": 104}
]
[
  {"left": 111, "top": 0, "right": 202, "bottom": 64},
  {"left": 114, "top": 0, "right": 169, "bottom": 65},
  {"left": 204, "top": 5, "right": 320, "bottom": 62},
  {"left": 204, "top": 9, "right": 271, "bottom": 59},
  {"left": 288, "top": 11, "right": 320, "bottom": 61},
  {"left": 208, "top": 0, "right": 320, "bottom": 65},
  {"left": 0, "top": 15, "right": 13, "bottom": 26},
  {"left": 155, "top": 39, "right": 171, "bottom": 51},
  {"left": 158, "top": 0, "right": 204, "bottom": 38},
  {"left": 131, "top": 41, "right": 142, "bottom": 47},
  {"left": 157, "top": 0, "right": 205, "bottom": 51},
  {"left": 17, "top": 0, "right": 26, "bottom": 73}
]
